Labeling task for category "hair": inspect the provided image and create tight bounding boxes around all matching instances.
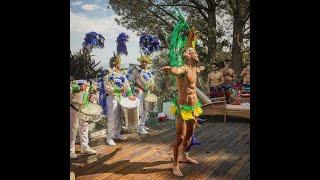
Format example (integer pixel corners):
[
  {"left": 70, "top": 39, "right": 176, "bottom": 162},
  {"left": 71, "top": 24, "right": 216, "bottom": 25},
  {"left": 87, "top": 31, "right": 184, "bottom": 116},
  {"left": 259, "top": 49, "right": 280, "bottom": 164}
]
[
  {"left": 137, "top": 55, "right": 152, "bottom": 64},
  {"left": 109, "top": 55, "right": 121, "bottom": 68}
]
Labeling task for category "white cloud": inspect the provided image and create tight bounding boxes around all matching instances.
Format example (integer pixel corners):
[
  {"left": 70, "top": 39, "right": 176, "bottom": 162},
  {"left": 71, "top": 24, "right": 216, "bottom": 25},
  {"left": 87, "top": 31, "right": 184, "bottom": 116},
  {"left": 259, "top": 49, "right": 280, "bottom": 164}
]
[
  {"left": 81, "top": 4, "right": 101, "bottom": 11},
  {"left": 71, "top": 0, "right": 83, "bottom": 6},
  {"left": 70, "top": 10, "right": 138, "bottom": 42}
]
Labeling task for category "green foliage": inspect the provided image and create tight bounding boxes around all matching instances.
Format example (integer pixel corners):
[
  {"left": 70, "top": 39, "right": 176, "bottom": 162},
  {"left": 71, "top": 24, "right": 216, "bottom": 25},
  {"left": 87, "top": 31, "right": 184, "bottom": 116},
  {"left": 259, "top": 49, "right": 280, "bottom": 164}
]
[
  {"left": 108, "top": 0, "right": 250, "bottom": 99},
  {"left": 242, "top": 50, "right": 250, "bottom": 64},
  {"left": 151, "top": 51, "right": 177, "bottom": 109},
  {"left": 70, "top": 50, "right": 102, "bottom": 80}
]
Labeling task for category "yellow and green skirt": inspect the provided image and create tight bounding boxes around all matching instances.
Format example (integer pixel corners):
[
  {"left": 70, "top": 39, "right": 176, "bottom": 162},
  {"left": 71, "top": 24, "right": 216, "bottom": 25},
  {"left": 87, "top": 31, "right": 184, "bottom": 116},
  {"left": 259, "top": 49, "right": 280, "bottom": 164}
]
[{"left": 170, "top": 98, "right": 203, "bottom": 121}]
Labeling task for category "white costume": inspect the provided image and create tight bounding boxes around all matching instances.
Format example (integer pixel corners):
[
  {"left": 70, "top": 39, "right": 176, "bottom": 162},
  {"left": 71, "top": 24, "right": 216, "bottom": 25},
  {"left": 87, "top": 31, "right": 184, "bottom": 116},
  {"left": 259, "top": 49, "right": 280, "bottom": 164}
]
[
  {"left": 105, "top": 67, "right": 132, "bottom": 142},
  {"left": 132, "top": 66, "right": 155, "bottom": 132},
  {"left": 70, "top": 107, "right": 90, "bottom": 152},
  {"left": 70, "top": 80, "right": 97, "bottom": 158}
]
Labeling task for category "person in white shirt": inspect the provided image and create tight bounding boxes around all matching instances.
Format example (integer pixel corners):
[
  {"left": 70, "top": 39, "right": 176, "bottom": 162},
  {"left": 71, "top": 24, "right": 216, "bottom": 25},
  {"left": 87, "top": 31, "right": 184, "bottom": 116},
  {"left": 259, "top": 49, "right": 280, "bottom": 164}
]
[
  {"left": 70, "top": 79, "right": 97, "bottom": 159},
  {"left": 132, "top": 55, "right": 155, "bottom": 135},
  {"left": 105, "top": 55, "right": 136, "bottom": 146}
]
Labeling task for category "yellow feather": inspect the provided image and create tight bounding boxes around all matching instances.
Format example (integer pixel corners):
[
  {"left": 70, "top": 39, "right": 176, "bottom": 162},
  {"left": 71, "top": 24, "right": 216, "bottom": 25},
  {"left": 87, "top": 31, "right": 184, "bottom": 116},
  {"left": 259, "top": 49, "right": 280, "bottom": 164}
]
[
  {"left": 170, "top": 105, "right": 177, "bottom": 115},
  {"left": 180, "top": 110, "right": 194, "bottom": 120},
  {"left": 194, "top": 107, "right": 203, "bottom": 117}
]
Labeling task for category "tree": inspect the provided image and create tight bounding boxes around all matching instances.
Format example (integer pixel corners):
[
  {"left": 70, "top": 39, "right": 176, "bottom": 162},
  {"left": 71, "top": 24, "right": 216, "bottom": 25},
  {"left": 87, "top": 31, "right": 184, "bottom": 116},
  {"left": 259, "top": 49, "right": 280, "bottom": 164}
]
[
  {"left": 109, "top": 0, "right": 250, "bottom": 93},
  {"left": 109, "top": 0, "right": 224, "bottom": 63},
  {"left": 228, "top": 0, "right": 250, "bottom": 76}
]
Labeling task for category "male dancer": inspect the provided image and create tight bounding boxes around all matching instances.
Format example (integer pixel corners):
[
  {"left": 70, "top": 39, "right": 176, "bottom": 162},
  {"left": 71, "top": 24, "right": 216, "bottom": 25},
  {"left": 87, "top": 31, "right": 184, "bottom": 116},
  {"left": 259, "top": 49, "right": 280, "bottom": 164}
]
[{"left": 162, "top": 48, "right": 204, "bottom": 177}]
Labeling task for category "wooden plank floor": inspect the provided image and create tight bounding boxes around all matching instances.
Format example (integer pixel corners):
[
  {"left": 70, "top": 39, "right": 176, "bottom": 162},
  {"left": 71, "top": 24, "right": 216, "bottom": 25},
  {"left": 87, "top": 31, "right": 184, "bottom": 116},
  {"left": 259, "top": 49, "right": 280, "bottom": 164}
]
[{"left": 71, "top": 118, "right": 250, "bottom": 180}]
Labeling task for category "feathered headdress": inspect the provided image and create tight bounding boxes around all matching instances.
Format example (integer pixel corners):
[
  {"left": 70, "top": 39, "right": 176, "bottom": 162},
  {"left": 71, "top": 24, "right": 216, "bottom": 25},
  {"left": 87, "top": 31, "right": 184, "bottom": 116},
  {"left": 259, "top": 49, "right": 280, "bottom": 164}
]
[
  {"left": 137, "top": 55, "right": 152, "bottom": 64},
  {"left": 116, "top": 32, "right": 129, "bottom": 55},
  {"left": 168, "top": 11, "right": 189, "bottom": 67},
  {"left": 82, "top": 31, "right": 105, "bottom": 53},
  {"left": 139, "top": 34, "right": 160, "bottom": 55},
  {"left": 186, "top": 27, "right": 199, "bottom": 49},
  {"left": 138, "top": 34, "right": 160, "bottom": 65},
  {"left": 169, "top": 10, "right": 200, "bottom": 67},
  {"left": 109, "top": 51, "right": 121, "bottom": 69}
]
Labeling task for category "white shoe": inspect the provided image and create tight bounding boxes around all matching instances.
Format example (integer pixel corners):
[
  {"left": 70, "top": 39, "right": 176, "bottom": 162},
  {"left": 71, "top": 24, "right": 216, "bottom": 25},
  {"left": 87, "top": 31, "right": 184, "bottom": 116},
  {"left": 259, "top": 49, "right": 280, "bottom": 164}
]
[
  {"left": 137, "top": 128, "right": 149, "bottom": 135},
  {"left": 106, "top": 139, "right": 116, "bottom": 146},
  {"left": 114, "top": 135, "right": 127, "bottom": 141},
  {"left": 81, "top": 147, "right": 97, "bottom": 155},
  {"left": 144, "top": 126, "right": 150, "bottom": 131},
  {"left": 70, "top": 152, "right": 78, "bottom": 159}
]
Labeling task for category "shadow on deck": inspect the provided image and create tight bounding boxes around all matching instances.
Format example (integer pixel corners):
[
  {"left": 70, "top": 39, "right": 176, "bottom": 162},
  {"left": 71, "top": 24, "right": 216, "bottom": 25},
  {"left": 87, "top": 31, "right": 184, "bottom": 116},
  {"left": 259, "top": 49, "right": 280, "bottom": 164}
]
[{"left": 71, "top": 117, "right": 250, "bottom": 180}]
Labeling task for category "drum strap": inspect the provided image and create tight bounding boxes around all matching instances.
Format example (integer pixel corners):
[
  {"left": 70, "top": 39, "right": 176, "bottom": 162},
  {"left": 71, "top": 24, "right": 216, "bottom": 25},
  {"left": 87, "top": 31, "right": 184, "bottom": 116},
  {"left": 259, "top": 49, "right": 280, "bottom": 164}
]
[{"left": 70, "top": 104, "right": 80, "bottom": 112}]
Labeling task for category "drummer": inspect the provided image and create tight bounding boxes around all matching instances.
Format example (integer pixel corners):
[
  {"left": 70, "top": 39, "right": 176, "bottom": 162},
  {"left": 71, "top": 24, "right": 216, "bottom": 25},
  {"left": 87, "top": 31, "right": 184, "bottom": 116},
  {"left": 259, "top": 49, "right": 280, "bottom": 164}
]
[
  {"left": 105, "top": 55, "right": 136, "bottom": 146},
  {"left": 70, "top": 79, "right": 97, "bottom": 159},
  {"left": 133, "top": 55, "right": 155, "bottom": 135}
]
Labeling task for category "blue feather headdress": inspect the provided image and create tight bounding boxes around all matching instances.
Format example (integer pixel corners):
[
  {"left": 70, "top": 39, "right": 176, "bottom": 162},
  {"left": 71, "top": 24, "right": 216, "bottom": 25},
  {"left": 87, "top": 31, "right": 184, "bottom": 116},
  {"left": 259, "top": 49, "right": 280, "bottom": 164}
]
[
  {"left": 116, "top": 32, "right": 129, "bottom": 55},
  {"left": 82, "top": 31, "right": 105, "bottom": 53},
  {"left": 139, "top": 34, "right": 161, "bottom": 55}
]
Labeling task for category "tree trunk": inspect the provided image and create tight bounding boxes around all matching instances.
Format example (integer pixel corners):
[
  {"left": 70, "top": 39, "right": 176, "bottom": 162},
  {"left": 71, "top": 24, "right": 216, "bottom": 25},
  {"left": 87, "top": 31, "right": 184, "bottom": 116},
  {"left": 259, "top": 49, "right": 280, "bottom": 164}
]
[
  {"left": 231, "top": 15, "right": 243, "bottom": 78},
  {"left": 230, "top": 0, "right": 248, "bottom": 79},
  {"left": 207, "top": 3, "right": 217, "bottom": 63}
]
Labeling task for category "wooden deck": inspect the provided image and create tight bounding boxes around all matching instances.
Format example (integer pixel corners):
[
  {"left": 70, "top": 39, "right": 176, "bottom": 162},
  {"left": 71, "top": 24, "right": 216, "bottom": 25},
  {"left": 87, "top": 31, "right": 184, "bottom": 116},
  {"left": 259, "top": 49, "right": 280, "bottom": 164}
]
[{"left": 71, "top": 118, "right": 250, "bottom": 180}]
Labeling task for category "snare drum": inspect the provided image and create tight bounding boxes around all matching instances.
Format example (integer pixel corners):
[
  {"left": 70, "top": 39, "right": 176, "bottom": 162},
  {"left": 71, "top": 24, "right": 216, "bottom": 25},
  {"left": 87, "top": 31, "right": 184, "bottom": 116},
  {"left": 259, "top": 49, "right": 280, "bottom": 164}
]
[
  {"left": 78, "top": 103, "right": 103, "bottom": 123},
  {"left": 120, "top": 97, "right": 140, "bottom": 131},
  {"left": 71, "top": 92, "right": 84, "bottom": 106},
  {"left": 144, "top": 93, "right": 158, "bottom": 112}
]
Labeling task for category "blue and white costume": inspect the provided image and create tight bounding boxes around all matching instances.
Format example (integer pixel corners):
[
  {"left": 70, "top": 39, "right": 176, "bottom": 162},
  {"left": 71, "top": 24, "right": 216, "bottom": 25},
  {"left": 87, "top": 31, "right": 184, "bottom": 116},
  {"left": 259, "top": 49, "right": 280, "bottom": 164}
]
[
  {"left": 132, "top": 66, "right": 155, "bottom": 132},
  {"left": 105, "top": 68, "right": 133, "bottom": 141}
]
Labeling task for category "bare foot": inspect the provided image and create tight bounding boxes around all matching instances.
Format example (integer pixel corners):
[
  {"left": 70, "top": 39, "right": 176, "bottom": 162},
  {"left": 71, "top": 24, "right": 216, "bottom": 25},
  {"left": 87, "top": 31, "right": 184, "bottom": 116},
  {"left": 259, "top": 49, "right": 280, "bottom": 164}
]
[
  {"left": 180, "top": 156, "right": 199, "bottom": 164},
  {"left": 172, "top": 165, "right": 183, "bottom": 177}
]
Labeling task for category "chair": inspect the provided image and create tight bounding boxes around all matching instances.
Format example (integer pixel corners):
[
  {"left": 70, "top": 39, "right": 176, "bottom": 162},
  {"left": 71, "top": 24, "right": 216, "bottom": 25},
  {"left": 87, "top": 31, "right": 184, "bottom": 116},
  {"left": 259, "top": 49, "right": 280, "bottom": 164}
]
[
  {"left": 201, "top": 97, "right": 227, "bottom": 124},
  {"left": 197, "top": 88, "right": 250, "bottom": 124}
]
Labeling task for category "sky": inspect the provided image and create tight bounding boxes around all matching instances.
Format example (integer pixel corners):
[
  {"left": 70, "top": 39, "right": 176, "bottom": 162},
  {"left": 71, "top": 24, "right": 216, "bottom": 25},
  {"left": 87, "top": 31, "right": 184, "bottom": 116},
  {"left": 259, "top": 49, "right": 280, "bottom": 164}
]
[
  {"left": 70, "top": 0, "right": 247, "bottom": 69},
  {"left": 70, "top": 0, "right": 140, "bottom": 69}
]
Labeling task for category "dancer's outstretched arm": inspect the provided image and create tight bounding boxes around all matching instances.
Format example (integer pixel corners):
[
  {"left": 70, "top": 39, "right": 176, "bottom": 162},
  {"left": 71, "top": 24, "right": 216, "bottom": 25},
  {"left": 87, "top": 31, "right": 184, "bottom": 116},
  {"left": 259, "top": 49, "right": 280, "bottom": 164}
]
[{"left": 161, "top": 66, "right": 186, "bottom": 75}]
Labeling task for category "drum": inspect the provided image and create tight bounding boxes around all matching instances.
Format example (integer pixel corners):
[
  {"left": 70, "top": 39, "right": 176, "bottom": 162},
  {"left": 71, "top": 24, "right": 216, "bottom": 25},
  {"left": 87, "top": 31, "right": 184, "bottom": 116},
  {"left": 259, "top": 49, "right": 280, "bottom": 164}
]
[
  {"left": 78, "top": 103, "right": 103, "bottom": 123},
  {"left": 71, "top": 92, "right": 85, "bottom": 110},
  {"left": 144, "top": 93, "right": 158, "bottom": 112},
  {"left": 120, "top": 97, "right": 140, "bottom": 131}
]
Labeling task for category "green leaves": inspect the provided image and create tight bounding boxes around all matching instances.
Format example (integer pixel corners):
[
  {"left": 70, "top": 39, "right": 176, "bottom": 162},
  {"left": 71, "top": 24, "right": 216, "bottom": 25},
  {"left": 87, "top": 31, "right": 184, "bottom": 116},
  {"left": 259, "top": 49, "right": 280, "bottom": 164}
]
[{"left": 70, "top": 50, "right": 102, "bottom": 80}]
